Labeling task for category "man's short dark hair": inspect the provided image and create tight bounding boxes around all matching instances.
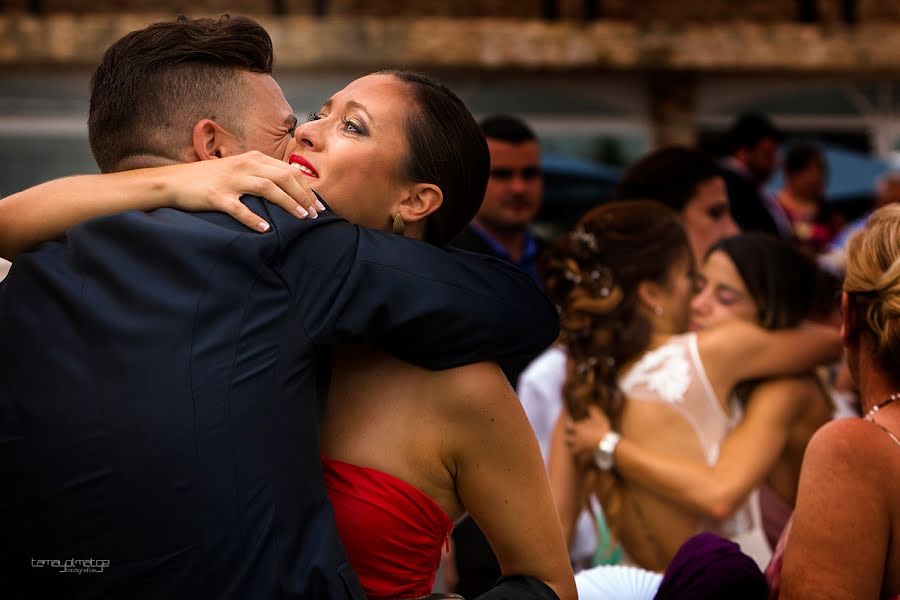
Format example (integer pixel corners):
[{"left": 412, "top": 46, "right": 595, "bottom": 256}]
[
  {"left": 89, "top": 15, "right": 274, "bottom": 173},
  {"left": 726, "top": 113, "right": 783, "bottom": 154},
  {"left": 614, "top": 146, "right": 722, "bottom": 213},
  {"left": 479, "top": 114, "right": 537, "bottom": 144}
]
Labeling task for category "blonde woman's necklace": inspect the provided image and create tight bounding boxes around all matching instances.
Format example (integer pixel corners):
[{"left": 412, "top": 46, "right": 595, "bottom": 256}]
[{"left": 865, "top": 392, "right": 900, "bottom": 421}]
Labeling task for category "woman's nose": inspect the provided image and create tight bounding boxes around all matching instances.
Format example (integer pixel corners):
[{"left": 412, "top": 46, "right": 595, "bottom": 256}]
[
  {"left": 294, "top": 119, "right": 320, "bottom": 149},
  {"left": 691, "top": 292, "right": 709, "bottom": 315},
  {"left": 722, "top": 215, "right": 739, "bottom": 237}
]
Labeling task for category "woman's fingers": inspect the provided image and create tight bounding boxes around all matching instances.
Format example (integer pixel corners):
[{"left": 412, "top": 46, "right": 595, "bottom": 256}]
[
  {"left": 233, "top": 152, "right": 324, "bottom": 218},
  {"left": 217, "top": 197, "right": 273, "bottom": 233},
  {"left": 248, "top": 176, "right": 314, "bottom": 219}
]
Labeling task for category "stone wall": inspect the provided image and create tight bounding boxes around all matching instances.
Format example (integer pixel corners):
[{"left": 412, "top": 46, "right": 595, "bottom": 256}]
[
  {"left": 3, "top": 0, "right": 900, "bottom": 21},
  {"left": 5, "top": 14, "right": 900, "bottom": 74}
]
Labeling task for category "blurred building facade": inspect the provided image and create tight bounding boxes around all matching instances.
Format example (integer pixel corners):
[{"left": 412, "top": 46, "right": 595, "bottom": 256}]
[{"left": 4, "top": 0, "right": 900, "bottom": 194}]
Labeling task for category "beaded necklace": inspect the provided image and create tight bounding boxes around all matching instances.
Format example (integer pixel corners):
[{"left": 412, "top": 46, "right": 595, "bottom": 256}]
[{"left": 865, "top": 392, "right": 900, "bottom": 422}]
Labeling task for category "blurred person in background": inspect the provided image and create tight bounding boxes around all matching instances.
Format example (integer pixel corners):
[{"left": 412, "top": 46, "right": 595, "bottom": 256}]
[
  {"left": 721, "top": 113, "right": 789, "bottom": 238},
  {"left": 541, "top": 201, "right": 840, "bottom": 573},
  {"left": 564, "top": 233, "right": 837, "bottom": 558},
  {"left": 452, "top": 114, "right": 544, "bottom": 285},
  {"left": 614, "top": 146, "right": 739, "bottom": 265},
  {"left": 768, "top": 204, "right": 900, "bottom": 600},
  {"left": 821, "top": 169, "right": 900, "bottom": 277},
  {"left": 775, "top": 143, "right": 835, "bottom": 254},
  {"left": 518, "top": 141, "right": 743, "bottom": 575}
]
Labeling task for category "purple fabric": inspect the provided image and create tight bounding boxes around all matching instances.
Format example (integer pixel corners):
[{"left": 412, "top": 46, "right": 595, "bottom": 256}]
[{"left": 654, "top": 533, "right": 767, "bottom": 600}]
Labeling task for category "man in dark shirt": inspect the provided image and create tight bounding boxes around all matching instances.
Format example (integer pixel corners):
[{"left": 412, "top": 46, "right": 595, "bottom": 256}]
[
  {"left": 452, "top": 114, "right": 545, "bottom": 285},
  {"left": 721, "top": 113, "right": 789, "bottom": 237},
  {"left": 0, "top": 17, "right": 558, "bottom": 600}
]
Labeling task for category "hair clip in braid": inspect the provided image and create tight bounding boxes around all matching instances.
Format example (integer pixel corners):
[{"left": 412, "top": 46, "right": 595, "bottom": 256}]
[{"left": 572, "top": 228, "right": 599, "bottom": 252}]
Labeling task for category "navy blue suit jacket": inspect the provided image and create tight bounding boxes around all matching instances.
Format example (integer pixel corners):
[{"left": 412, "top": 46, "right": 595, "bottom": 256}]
[{"left": 0, "top": 195, "right": 558, "bottom": 599}]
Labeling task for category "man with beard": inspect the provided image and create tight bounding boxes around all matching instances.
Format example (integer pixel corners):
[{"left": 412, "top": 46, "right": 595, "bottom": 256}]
[{"left": 721, "top": 113, "right": 788, "bottom": 237}]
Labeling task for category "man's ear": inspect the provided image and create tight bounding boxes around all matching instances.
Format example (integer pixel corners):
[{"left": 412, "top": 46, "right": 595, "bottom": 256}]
[
  {"left": 191, "top": 119, "right": 240, "bottom": 161},
  {"left": 840, "top": 292, "right": 857, "bottom": 344},
  {"left": 397, "top": 183, "right": 443, "bottom": 225}
]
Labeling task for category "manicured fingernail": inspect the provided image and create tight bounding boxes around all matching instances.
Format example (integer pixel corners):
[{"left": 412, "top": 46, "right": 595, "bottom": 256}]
[
  {"left": 296, "top": 206, "right": 308, "bottom": 218},
  {"left": 308, "top": 207, "right": 318, "bottom": 219},
  {"left": 258, "top": 221, "right": 270, "bottom": 232},
  {"left": 316, "top": 199, "right": 326, "bottom": 212}
]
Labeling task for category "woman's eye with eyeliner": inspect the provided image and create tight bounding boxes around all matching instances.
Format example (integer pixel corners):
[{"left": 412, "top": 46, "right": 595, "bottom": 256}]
[
  {"left": 306, "top": 111, "right": 323, "bottom": 122},
  {"left": 342, "top": 118, "right": 366, "bottom": 135}
]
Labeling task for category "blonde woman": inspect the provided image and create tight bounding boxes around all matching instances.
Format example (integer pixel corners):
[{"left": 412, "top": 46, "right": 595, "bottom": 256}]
[{"left": 770, "top": 204, "right": 900, "bottom": 599}]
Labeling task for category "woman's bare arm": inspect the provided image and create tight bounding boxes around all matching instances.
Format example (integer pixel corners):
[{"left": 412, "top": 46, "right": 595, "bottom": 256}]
[
  {"left": 699, "top": 321, "right": 841, "bottom": 392},
  {"left": 568, "top": 379, "right": 804, "bottom": 520},
  {"left": 0, "top": 152, "right": 320, "bottom": 259},
  {"left": 447, "top": 363, "right": 576, "bottom": 600},
  {"left": 781, "top": 419, "right": 890, "bottom": 599},
  {"left": 548, "top": 409, "right": 591, "bottom": 547}
]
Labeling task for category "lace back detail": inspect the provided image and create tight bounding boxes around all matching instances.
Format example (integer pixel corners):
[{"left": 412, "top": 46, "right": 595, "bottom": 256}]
[{"left": 618, "top": 333, "right": 731, "bottom": 465}]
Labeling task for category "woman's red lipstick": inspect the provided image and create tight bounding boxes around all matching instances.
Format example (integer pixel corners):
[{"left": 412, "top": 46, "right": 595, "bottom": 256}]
[{"left": 289, "top": 154, "right": 319, "bottom": 178}]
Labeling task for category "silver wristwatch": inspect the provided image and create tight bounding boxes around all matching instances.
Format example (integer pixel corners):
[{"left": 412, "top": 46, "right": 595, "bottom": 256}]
[{"left": 593, "top": 431, "right": 621, "bottom": 471}]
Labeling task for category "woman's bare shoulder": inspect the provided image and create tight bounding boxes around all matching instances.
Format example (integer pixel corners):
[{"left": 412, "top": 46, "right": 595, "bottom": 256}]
[
  {"left": 430, "top": 362, "right": 517, "bottom": 415},
  {"left": 803, "top": 418, "right": 893, "bottom": 477}
]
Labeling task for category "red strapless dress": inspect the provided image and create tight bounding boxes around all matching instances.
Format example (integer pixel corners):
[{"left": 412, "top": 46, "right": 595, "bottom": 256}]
[{"left": 322, "top": 456, "right": 454, "bottom": 600}]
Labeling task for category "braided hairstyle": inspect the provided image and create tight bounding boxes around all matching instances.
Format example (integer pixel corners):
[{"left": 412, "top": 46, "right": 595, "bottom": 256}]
[
  {"left": 541, "top": 200, "right": 691, "bottom": 540},
  {"left": 542, "top": 200, "right": 691, "bottom": 423}
]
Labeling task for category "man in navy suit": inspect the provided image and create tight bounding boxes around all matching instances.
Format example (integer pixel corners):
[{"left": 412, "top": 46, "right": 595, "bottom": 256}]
[{"left": 0, "top": 16, "right": 558, "bottom": 599}]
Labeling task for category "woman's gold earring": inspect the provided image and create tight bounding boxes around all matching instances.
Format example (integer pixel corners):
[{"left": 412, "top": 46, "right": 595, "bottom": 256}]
[{"left": 392, "top": 212, "right": 405, "bottom": 236}]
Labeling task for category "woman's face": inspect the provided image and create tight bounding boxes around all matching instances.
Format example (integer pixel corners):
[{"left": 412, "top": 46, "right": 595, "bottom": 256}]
[
  {"left": 680, "top": 176, "right": 739, "bottom": 264},
  {"left": 289, "top": 74, "right": 413, "bottom": 230},
  {"left": 789, "top": 163, "right": 826, "bottom": 203},
  {"left": 690, "top": 250, "right": 758, "bottom": 331}
]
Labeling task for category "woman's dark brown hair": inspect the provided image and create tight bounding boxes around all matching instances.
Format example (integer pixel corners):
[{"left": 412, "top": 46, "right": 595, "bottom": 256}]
[
  {"left": 378, "top": 70, "right": 490, "bottom": 247},
  {"left": 541, "top": 200, "right": 690, "bottom": 537},
  {"left": 542, "top": 200, "right": 691, "bottom": 422}
]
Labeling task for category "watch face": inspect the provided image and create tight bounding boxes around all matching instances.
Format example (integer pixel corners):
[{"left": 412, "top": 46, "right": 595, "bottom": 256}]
[{"left": 594, "top": 432, "right": 620, "bottom": 471}]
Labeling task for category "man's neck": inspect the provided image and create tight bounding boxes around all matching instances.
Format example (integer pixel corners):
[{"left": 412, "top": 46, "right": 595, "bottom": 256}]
[
  {"left": 473, "top": 220, "right": 529, "bottom": 262},
  {"left": 725, "top": 156, "right": 765, "bottom": 187},
  {"left": 113, "top": 154, "right": 182, "bottom": 172}
]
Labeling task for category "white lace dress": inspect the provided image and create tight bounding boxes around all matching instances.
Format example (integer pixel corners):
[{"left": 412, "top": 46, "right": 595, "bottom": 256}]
[{"left": 618, "top": 332, "right": 772, "bottom": 569}]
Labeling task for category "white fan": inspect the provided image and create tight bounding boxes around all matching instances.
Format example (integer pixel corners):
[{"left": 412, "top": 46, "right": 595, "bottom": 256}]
[{"left": 575, "top": 565, "right": 663, "bottom": 600}]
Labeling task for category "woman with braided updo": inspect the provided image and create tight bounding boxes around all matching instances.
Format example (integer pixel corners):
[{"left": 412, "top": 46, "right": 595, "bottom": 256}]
[
  {"left": 768, "top": 204, "right": 900, "bottom": 599},
  {"left": 539, "top": 201, "right": 841, "bottom": 573}
]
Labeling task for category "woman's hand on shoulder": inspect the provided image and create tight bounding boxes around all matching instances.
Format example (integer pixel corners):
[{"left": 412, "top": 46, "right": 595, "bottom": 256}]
[{"left": 166, "top": 151, "right": 326, "bottom": 231}]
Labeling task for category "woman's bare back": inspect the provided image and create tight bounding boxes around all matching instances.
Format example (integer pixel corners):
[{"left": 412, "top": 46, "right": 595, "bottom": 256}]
[{"left": 321, "top": 345, "right": 465, "bottom": 520}]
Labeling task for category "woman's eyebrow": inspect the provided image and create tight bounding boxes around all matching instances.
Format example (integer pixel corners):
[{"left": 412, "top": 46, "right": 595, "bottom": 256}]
[
  {"left": 344, "top": 100, "right": 374, "bottom": 123},
  {"left": 715, "top": 283, "right": 744, "bottom": 295}
]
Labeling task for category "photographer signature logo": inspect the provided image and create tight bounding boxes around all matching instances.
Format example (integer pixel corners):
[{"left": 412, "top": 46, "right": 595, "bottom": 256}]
[{"left": 31, "top": 558, "right": 110, "bottom": 574}]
